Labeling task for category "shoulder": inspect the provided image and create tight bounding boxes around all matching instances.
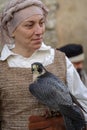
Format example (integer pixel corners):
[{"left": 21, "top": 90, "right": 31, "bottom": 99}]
[
  {"left": 55, "top": 49, "right": 65, "bottom": 55},
  {"left": 0, "top": 59, "right": 7, "bottom": 69},
  {"left": 54, "top": 49, "right": 66, "bottom": 59},
  {"left": 54, "top": 49, "right": 66, "bottom": 67}
]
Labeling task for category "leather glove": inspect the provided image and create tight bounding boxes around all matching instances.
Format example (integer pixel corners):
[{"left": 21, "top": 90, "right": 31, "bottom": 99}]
[{"left": 29, "top": 115, "right": 66, "bottom": 130}]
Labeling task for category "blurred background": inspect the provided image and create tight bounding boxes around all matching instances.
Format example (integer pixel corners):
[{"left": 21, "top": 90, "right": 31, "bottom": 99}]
[{"left": 0, "top": 0, "right": 87, "bottom": 71}]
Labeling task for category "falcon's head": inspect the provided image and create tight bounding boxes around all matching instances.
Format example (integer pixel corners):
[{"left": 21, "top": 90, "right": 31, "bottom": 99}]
[{"left": 31, "top": 62, "right": 46, "bottom": 81}]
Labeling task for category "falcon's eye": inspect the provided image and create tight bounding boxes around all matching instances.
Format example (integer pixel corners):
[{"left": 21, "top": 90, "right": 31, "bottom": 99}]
[
  {"left": 38, "top": 66, "right": 43, "bottom": 73},
  {"left": 31, "top": 68, "right": 34, "bottom": 72}
]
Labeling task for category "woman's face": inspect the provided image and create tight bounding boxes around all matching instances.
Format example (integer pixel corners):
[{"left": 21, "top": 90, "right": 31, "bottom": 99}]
[{"left": 13, "top": 14, "right": 45, "bottom": 51}]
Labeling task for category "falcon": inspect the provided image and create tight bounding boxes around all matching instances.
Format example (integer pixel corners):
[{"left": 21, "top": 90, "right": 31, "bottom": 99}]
[{"left": 29, "top": 62, "right": 86, "bottom": 130}]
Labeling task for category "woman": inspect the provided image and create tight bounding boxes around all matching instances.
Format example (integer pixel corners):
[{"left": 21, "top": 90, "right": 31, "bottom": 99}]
[{"left": 0, "top": 0, "right": 87, "bottom": 130}]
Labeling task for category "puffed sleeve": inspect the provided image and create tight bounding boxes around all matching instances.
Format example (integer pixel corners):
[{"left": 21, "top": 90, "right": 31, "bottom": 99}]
[{"left": 66, "top": 56, "right": 87, "bottom": 121}]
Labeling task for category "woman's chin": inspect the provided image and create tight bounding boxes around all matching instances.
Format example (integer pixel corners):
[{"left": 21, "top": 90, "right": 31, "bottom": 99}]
[
  {"left": 33, "top": 42, "right": 42, "bottom": 50},
  {"left": 34, "top": 45, "right": 41, "bottom": 50}
]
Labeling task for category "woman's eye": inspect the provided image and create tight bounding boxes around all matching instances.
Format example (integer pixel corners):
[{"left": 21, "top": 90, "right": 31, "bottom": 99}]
[
  {"left": 40, "top": 21, "right": 45, "bottom": 26},
  {"left": 25, "top": 24, "right": 33, "bottom": 28}
]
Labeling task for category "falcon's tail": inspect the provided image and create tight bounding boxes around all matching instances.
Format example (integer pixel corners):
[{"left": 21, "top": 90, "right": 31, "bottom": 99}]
[
  {"left": 63, "top": 115, "right": 85, "bottom": 130},
  {"left": 60, "top": 105, "right": 86, "bottom": 130},
  {"left": 63, "top": 116, "right": 76, "bottom": 130},
  {"left": 70, "top": 92, "right": 87, "bottom": 113}
]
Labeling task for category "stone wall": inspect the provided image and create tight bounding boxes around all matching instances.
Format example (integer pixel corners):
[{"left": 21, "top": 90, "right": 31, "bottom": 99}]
[
  {"left": 41, "top": 0, "right": 59, "bottom": 48},
  {"left": 42, "top": 0, "right": 87, "bottom": 71},
  {"left": 55, "top": 0, "right": 87, "bottom": 70}
]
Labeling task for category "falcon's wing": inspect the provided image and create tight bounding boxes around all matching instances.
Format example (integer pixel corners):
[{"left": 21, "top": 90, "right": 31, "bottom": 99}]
[{"left": 29, "top": 75, "right": 73, "bottom": 110}]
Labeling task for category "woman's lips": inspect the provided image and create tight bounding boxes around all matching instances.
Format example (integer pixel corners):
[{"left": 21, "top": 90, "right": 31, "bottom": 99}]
[{"left": 33, "top": 38, "right": 43, "bottom": 43}]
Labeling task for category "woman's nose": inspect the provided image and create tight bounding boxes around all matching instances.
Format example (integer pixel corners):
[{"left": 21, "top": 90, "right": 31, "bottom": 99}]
[{"left": 34, "top": 25, "right": 43, "bottom": 35}]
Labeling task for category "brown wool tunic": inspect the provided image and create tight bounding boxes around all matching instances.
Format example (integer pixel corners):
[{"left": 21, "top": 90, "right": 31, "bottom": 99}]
[{"left": 0, "top": 50, "right": 66, "bottom": 130}]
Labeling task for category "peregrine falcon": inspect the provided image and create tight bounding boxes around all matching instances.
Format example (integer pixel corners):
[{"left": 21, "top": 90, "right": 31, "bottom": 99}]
[{"left": 29, "top": 62, "right": 86, "bottom": 130}]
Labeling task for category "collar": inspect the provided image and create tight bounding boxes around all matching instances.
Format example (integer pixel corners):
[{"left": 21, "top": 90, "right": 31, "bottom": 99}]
[{"left": 0, "top": 42, "right": 51, "bottom": 61}]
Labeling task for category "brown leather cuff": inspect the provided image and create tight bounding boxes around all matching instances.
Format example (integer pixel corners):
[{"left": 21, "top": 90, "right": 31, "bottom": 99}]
[{"left": 29, "top": 115, "right": 65, "bottom": 130}]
